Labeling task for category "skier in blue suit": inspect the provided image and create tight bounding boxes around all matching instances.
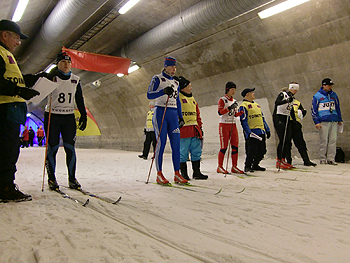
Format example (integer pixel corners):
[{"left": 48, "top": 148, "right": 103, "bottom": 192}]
[{"left": 147, "top": 57, "right": 188, "bottom": 185}]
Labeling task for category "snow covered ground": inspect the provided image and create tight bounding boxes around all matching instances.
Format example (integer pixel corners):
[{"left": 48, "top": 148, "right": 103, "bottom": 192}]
[{"left": 1, "top": 147, "right": 350, "bottom": 263}]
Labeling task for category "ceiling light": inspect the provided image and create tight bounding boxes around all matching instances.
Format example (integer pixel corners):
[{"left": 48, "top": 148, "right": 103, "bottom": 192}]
[
  {"left": 118, "top": 0, "right": 141, "bottom": 15},
  {"left": 12, "top": 0, "right": 30, "bottom": 22},
  {"left": 45, "top": 64, "right": 56, "bottom": 73},
  {"left": 128, "top": 64, "right": 140, "bottom": 73},
  {"left": 258, "top": 0, "right": 310, "bottom": 19}
]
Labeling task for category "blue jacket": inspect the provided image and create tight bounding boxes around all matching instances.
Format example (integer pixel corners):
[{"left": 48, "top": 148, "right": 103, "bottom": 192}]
[{"left": 311, "top": 87, "right": 342, "bottom": 124}]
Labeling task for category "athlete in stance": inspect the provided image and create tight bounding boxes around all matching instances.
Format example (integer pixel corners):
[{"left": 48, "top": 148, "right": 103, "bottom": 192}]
[
  {"left": 147, "top": 57, "right": 188, "bottom": 185},
  {"left": 217, "top": 82, "right": 244, "bottom": 175},
  {"left": 44, "top": 52, "right": 87, "bottom": 190}
]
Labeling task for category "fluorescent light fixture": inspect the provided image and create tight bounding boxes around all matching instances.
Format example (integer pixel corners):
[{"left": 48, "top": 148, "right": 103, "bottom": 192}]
[
  {"left": 118, "top": 0, "right": 141, "bottom": 14},
  {"left": 12, "top": 0, "right": 30, "bottom": 22},
  {"left": 258, "top": 0, "right": 310, "bottom": 19},
  {"left": 128, "top": 64, "right": 140, "bottom": 73},
  {"left": 45, "top": 64, "right": 56, "bottom": 73}
]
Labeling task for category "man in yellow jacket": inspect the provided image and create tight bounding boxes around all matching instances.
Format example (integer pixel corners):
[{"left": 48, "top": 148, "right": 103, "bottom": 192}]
[{"left": 0, "top": 20, "right": 39, "bottom": 202}]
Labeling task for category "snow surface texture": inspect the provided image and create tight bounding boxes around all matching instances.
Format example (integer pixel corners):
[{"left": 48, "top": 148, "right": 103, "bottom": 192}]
[{"left": 1, "top": 147, "right": 350, "bottom": 263}]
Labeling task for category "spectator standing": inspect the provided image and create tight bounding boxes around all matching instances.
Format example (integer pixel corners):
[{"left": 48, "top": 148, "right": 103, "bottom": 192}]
[
  {"left": 138, "top": 101, "right": 156, "bottom": 160},
  {"left": 311, "top": 78, "right": 342, "bottom": 165},
  {"left": 28, "top": 126, "right": 34, "bottom": 147},
  {"left": 22, "top": 126, "right": 29, "bottom": 148},
  {"left": 37, "top": 125, "right": 45, "bottom": 146}
]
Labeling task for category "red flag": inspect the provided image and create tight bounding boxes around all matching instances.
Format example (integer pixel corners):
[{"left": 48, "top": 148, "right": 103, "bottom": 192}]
[{"left": 62, "top": 47, "right": 131, "bottom": 75}]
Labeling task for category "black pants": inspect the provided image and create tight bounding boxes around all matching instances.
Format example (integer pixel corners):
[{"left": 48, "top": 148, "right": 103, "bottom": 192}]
[
  {"left": 273, "top": 116, "right": 292, "bottom": 160},
  {"left": 0, "top": 105, "right": 20, "bottom": 186},
  {"left": 285, "top": 121, "right": 308, "bottom": 163},
  {"left": 44, "top": 113, "right": 77, "bottom": 182},
  {"left": 244, "top": 134, "right": 267, "bottom": 168},
  {"left": 142, "top": 131, "right": 156, "bottom": 158},
  {"left": 38, "top": 136, "right": 44, "bottom": 146}
]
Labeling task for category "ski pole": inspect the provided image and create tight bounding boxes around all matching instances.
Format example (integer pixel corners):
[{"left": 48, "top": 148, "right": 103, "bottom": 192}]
[
  {"left": 278, "top": 114, "right": 290, "bottom": 172},
  {"left": 42, "top": 95, "right": 52, "bottom": 191},
  {"left": 146, "top": 96, "right": 169, "bottom": 184}
]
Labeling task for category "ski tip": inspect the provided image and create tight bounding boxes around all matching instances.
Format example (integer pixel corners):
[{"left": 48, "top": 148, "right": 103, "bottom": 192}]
[
  {"left": 113, "top": 196, "right": 122, "bottom": 204},
  {"left": 214, "top": 188, "right": 223, "bottom": 195},
  {"left": 237, "top": 187, "right": 246, "bottom": 193}
]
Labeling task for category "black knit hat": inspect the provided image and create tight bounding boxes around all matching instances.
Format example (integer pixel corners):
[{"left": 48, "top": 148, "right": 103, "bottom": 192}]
[
  {"left": 174, "top": 76, "right": 190, "bottom": 90},
  {"left": 56, "top": 52, "right": 71, "bottom": 64},
  {"left": 225, "top": 81, "right": 236, "bottom": 93}
]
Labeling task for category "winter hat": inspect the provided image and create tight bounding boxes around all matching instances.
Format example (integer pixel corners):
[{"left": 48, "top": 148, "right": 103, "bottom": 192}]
[
  {"left": 0, "top": 19, "right": 28, "bottom": 39},
  {"left": 149, "top": 100, "right": 155, "bottom": 106},
  {"left": 164, "top": 56, "right": 177, "bottom": 67},
  {"left": 322, "top": 78, "right": 334, "bottom": 85},
  {"left": 241, "top": 88, "right": 255, "bottom": 97},
  {"left": 225, "top": 81, "right": 236, "bottom": 94},
  {"left": 175, "top": 76, "right": 190, "bottom": 90},
  {"left": 56, "top": 52, "right": 71, "bottom": 63},
  {"left": 288, "top": 83, "right": 299, "bottom": 91}
]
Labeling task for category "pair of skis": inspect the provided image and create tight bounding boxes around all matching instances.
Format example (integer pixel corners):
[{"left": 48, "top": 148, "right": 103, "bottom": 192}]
[{"left": 53, "top": 187, "right": 121, "bottom": 206}]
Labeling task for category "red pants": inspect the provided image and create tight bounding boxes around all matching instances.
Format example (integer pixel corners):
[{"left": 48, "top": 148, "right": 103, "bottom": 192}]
[{"left": 218, "top": 123, "right": 239, "bottom": 167}]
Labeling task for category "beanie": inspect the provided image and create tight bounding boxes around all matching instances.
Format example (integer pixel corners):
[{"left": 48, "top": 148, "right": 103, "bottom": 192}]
[
  {"left": 164, "top": 56, "right": 177, "bottom": 67},
  {"left": 56, "top": 52, "right": 71, "bottom": 64},
  {"left": 225, "top": 81, "right": 236, "bottom": 94}
]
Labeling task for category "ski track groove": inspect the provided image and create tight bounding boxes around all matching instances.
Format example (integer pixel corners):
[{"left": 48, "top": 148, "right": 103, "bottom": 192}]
[{"left": 91, "top": 197, "right": 294, "bottom": 263}]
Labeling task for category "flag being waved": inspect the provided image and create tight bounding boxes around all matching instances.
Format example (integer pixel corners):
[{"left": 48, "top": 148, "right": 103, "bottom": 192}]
[{"left": 62, "top": 47, "right": 131, "bottom": 75}]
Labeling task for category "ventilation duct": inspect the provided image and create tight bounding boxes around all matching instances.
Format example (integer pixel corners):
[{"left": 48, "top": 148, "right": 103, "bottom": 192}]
[
  {"left": 19, "top": 0, "right": 109, "bottom": 74},
  {"left": 119, "top": 0, "right": 273, "bottom": 61}
]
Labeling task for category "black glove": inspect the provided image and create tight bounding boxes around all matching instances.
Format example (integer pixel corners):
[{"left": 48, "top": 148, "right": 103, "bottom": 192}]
[
  {"left": 201, "top": 128, "right": 204, "bottom": 137},
  {"left": 78, "top": 115, "right": 87, "bottom": 131},
  {"left": 287, "top": 95, "right": 294, "bottom": 103},
  {"left": 163, "top": 86, "right": 173, "bottom": 96},
  {"left": 302, "top": 109, "right": 307, "bottom": 117},
  {"left": 179, "top": 118, "right": 185, "bottom": 128},
  {"left": 228, "top": 102, "right": 238, "bottom": 111},
  {"left": 16, "top": 87, "right": 40, "bottom": 100},
  {"left": 266, "top": 131, "right": 271, "bottom": 139},
  {"left": 143, "top": 128, "right": 146, "bottom": 135}
]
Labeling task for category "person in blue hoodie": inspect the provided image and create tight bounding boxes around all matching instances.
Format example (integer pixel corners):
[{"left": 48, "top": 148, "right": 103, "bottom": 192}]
[{"left": 311, "top": 78, "right": 343, "bottom": 165}]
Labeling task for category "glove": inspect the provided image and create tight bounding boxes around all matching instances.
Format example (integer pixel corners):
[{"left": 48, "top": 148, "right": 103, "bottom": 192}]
[
  {"left": 302, "top": 109, "right": 307, "bottom": 117},
  {"left": 179, "top": 118, "right": 185, "bottom": 128},
  {"left": 163, "top": 86, "right": 173, "bottom": 96},
  {"left": 78, "top": 115, "right": 87, "bottom": 131},
  {"left": 228, "top": 102, "right": 238, "bottom": 111},
  {"left": 201, "top": 128, "right": 204, "bottom": 137},
  {"left": 235, "top": 110, "right": 244, "bottom": 117},
  {"left": 287, "top": 95, "right": 294, "bottom": 103},
  {"left": 143, "top": 128, "right": 146, "bottom": 135},
  {"left": 16, "top": 87, "right": 40, "bottom": 100},
  {"left": 266, "top": 131, "right": 271, "bottom": 139}
]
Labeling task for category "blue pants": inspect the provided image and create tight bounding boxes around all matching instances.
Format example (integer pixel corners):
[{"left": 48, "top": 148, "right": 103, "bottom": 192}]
[
  {"left": 153, "top": 107, "right": 180, "bottom": 172},
  {"left": 180, "top": 137, "right": 202, "bottom": 163}
]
